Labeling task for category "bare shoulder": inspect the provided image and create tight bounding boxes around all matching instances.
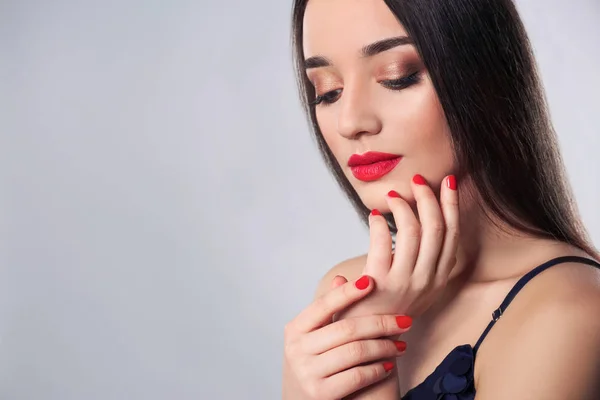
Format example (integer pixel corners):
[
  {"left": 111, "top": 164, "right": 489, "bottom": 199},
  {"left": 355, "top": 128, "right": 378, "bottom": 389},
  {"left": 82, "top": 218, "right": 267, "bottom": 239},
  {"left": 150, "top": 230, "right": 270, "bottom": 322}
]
[
  {"left": 476, "top": 255, "right": 600, "bottom": 398},
  {"left": 511, "top": 255, "right": 600, "bottom": 304},
  {"left": 313, "top": 254, "right": 367, "bottom": 299}
]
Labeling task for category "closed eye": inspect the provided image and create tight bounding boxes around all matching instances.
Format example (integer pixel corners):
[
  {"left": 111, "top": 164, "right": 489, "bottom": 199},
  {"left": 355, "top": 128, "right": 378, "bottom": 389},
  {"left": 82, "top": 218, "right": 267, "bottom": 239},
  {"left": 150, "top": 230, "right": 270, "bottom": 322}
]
[
  {"left": 309, "top": 71, "right": 422, "bottom": 107},
  {"left": 310, "top": 89, "right": 342, "bottom": 106},
  {"left": 381, "top": 71, "right": 421, "bottom": 90}
]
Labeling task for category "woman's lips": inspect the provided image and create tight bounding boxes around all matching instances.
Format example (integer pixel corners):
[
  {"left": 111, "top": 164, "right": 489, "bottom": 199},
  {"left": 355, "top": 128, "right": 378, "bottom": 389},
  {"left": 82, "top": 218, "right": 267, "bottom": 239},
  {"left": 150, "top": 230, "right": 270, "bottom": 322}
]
[{"left": 347, "top": 152, "right": 402, "bottom": 182}]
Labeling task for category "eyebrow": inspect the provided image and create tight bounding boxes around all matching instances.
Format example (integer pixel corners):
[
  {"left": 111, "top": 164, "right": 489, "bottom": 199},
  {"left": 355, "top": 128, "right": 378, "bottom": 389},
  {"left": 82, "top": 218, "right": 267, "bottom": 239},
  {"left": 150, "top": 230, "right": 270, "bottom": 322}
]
[{"left": 304, "top": 35, "right": 413, "bottom": 69}]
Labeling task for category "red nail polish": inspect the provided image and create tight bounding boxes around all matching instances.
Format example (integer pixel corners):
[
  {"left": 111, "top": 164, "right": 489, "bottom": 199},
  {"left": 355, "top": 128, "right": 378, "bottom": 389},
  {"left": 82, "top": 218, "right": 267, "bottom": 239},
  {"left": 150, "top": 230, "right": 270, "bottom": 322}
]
[
  {"left": 387, "top": 190, "right": 401, "bottom": 198},
  {"left": 447, "top": 175, "right": 457, "bottom": 190},
  {"left": 412, "top": 174, "right": 426, "bottom": 185},
  {"left": 370, "top": 209, "right": 382, "bottom": 216},
  {"left": 394, "top": 341, "right": 407, "bottom": 352},
  {"left": 355, "top": 275, "right": 370, "bottom": 290},
  {"left": 383, "top": 361, "right": 395, "bottom": 372},
  {"left": 396, "top": 315, "right": 412, "bottom": 329}
]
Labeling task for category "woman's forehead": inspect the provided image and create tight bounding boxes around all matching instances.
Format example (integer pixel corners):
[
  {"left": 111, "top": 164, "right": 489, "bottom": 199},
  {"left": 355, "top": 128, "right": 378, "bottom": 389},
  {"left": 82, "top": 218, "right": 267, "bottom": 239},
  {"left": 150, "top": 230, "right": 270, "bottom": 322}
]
[{"left": 302, "top": 0, "right": 408, "bottom": 58}]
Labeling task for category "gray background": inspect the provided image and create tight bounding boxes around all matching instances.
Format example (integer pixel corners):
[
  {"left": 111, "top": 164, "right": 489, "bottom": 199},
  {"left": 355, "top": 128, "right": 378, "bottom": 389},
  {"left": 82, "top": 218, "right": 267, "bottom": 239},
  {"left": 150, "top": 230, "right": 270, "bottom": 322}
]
[{"left": 1, "top": 0, "right": 599, "bottom": 399}]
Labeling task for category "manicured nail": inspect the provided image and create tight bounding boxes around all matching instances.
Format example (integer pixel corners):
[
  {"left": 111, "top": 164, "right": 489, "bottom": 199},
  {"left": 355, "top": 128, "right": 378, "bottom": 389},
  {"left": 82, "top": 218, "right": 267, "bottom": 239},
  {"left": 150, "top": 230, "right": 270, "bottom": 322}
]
[
  {"left": 383, "top": 361, "right": 395, "bottom": 372},
  {"left": 447, "top": 175, "right": 457, "bottom": 190},
  {"left": 412, "top": 174, "right": 426, "bottom": 185},
  {"left": 394, "top": 341, "right": 407, "bottom": 352},
  {"left": 355, "top": 275, "right": 370, "bottom": 290},
  {"left": 396, "top": 315, "right": 413, "bottom": 329},
  {"left": 370, "top": 209, "right": 382, "bottom": 216},
  {"left": 387, "top": 190, "right": 401, "bottom": 198}
]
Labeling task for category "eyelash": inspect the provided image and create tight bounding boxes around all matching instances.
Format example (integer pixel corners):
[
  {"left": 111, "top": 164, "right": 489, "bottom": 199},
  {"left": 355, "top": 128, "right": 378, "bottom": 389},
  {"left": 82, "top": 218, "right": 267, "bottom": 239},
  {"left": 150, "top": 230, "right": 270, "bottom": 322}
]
[{"left": 310, "top": 71, "right": 422, "bottom": 107}]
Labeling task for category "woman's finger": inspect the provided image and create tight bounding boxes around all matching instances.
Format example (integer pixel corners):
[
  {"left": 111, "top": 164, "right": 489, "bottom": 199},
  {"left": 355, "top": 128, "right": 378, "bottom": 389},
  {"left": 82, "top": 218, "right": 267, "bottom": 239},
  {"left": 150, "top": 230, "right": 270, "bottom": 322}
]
[
  {"left": 321, "top": 361, "right": 395, "bottom": 399},
  {"left": 290, "top": 275, "right": 374, "bottom": 334},
  {"left": 384, "top": 190, "right": 421, "bottom": 282},
  {"left": 330, "top": 275, "right": 348, "bottom": 290},
  {"left": 363, "top": 209, "right": 393, "bottom": 276},
  {"left": 434, "top": 175, "right": 460, "bottom": 284},
  {"left": 315, "top": 338, "right": 406, "bottom": 377},
  {"left": 330, "top": 275, "right": 349, "bottom": 323},
  {"left": 409, "top": 174, "right": 446, "bottom": 285},
  {"left": 303, "top": 314, "right": 412, "bottom": 354}
]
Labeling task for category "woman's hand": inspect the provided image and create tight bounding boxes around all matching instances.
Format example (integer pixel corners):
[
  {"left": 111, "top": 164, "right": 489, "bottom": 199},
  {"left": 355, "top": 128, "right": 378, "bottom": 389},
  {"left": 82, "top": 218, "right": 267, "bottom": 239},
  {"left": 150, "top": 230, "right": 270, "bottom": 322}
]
[
  {"left": 339, "top": 174, "right": 460, "bottom": 321},
  {"left": 282, "top": 276, "right": 412, "bottom": 400}
]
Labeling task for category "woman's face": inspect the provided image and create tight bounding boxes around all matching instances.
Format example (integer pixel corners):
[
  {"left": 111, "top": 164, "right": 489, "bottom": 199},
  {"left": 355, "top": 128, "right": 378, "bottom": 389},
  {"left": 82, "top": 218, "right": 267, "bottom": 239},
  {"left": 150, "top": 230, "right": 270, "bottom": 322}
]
[{"left": 303, "top": 0, "right": 456, "bottom": 212}]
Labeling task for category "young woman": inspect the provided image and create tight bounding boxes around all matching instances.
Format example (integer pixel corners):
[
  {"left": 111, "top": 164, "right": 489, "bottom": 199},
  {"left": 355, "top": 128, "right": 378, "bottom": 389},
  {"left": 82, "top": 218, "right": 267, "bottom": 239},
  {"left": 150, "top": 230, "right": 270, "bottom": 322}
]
[{"left": 282, "top": 0, "right": 600, "bottom": 399}]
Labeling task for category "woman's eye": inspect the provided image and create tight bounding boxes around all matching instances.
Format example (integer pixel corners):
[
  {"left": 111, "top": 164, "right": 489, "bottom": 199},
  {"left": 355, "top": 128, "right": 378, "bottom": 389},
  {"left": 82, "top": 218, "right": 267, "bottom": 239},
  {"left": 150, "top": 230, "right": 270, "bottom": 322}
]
[
  {"left": 381, "top": 71, "right": 422, "bottom": 90},
  {"left": 310, "top": 89, "right": 342, "bottom": 106},
  {"left": 309, "top": 71, "right": 421, "bottom": 107}
]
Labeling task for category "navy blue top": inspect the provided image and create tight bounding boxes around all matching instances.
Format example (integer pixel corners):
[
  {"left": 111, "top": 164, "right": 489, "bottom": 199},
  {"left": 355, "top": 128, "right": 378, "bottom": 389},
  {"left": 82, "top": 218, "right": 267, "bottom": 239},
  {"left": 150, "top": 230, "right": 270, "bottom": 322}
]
[{"left": 401, "top": 255, "right": 600, "bottom": 400}]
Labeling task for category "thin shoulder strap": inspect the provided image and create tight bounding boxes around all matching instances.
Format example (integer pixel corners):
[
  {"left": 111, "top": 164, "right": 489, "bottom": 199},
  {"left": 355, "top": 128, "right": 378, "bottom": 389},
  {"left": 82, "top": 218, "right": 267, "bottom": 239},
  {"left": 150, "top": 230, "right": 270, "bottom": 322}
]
[{"left": 472, "top": 255, "right": 600, "bottom": 355}]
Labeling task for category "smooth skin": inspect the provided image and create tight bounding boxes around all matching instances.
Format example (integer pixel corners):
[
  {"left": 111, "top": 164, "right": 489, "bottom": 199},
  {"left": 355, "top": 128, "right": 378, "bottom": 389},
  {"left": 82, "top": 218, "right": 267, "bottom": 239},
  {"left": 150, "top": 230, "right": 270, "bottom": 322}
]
[
  {"left": 283, "top": 175, "right": 459, "bottom": 399},
  {"left": 337, "top": 175, "right": 459, "bottom": 321},
  {"left": 282, "top": 275, "right": 409, "bottom": 400},
  {"left": 284, "top": 0, "right": 600, "bottom": 398}
]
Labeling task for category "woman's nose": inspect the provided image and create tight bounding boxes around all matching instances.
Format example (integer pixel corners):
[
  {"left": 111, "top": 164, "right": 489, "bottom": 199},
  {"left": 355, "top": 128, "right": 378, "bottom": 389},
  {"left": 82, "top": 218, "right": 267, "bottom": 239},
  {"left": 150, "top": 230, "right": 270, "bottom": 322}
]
[{"left": 336, "top": 84, "right": 382, "bottom": 140}]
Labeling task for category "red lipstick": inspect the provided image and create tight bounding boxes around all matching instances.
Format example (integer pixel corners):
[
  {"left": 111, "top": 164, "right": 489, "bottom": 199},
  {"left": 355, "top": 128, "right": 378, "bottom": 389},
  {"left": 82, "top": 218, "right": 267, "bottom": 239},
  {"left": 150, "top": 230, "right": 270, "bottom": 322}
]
[{"left": 348, "top": 151, "right": 402, "bottom": 182}]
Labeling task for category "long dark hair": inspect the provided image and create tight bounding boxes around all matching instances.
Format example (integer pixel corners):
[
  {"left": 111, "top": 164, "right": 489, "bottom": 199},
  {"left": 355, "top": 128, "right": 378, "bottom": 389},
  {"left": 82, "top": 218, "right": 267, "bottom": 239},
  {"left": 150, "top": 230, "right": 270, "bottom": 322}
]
[{"left": 291, "top": 0, "right": 599, "bottom": 259}]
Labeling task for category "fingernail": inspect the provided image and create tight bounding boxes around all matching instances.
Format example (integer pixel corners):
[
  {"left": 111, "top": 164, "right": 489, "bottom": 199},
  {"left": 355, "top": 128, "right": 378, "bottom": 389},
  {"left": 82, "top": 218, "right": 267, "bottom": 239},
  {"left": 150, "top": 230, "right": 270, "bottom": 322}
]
[
  {"left": 383, "top": 361, "right": 395, "bottom": 372},
  {"left": 412, "top": 174, "right": 426, "bottom": 185},
  {"left": 370, "top": 209, "right": 382, "bottom": 216},
  {"left": 355, "top": 275, "right": 370, "bottom": 290},
  {"left": 394, "top": 341, "right": 407, "bottom": 352},
  {"left": 396, "top": 315, "right": 413, "bottom": 329},
  {"left": 387, "top": 190, "right": 401, "bottom": 198},
  {"left": 447, "top": 175, "right": 457, "bottom": 190}
]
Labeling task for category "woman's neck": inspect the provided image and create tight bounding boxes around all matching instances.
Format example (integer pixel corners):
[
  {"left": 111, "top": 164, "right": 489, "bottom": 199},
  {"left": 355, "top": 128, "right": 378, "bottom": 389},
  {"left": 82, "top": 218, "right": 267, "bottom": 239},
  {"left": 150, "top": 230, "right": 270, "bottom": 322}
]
[{"left": 448, "top": 190, "right": 581, "bottom": 284}]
